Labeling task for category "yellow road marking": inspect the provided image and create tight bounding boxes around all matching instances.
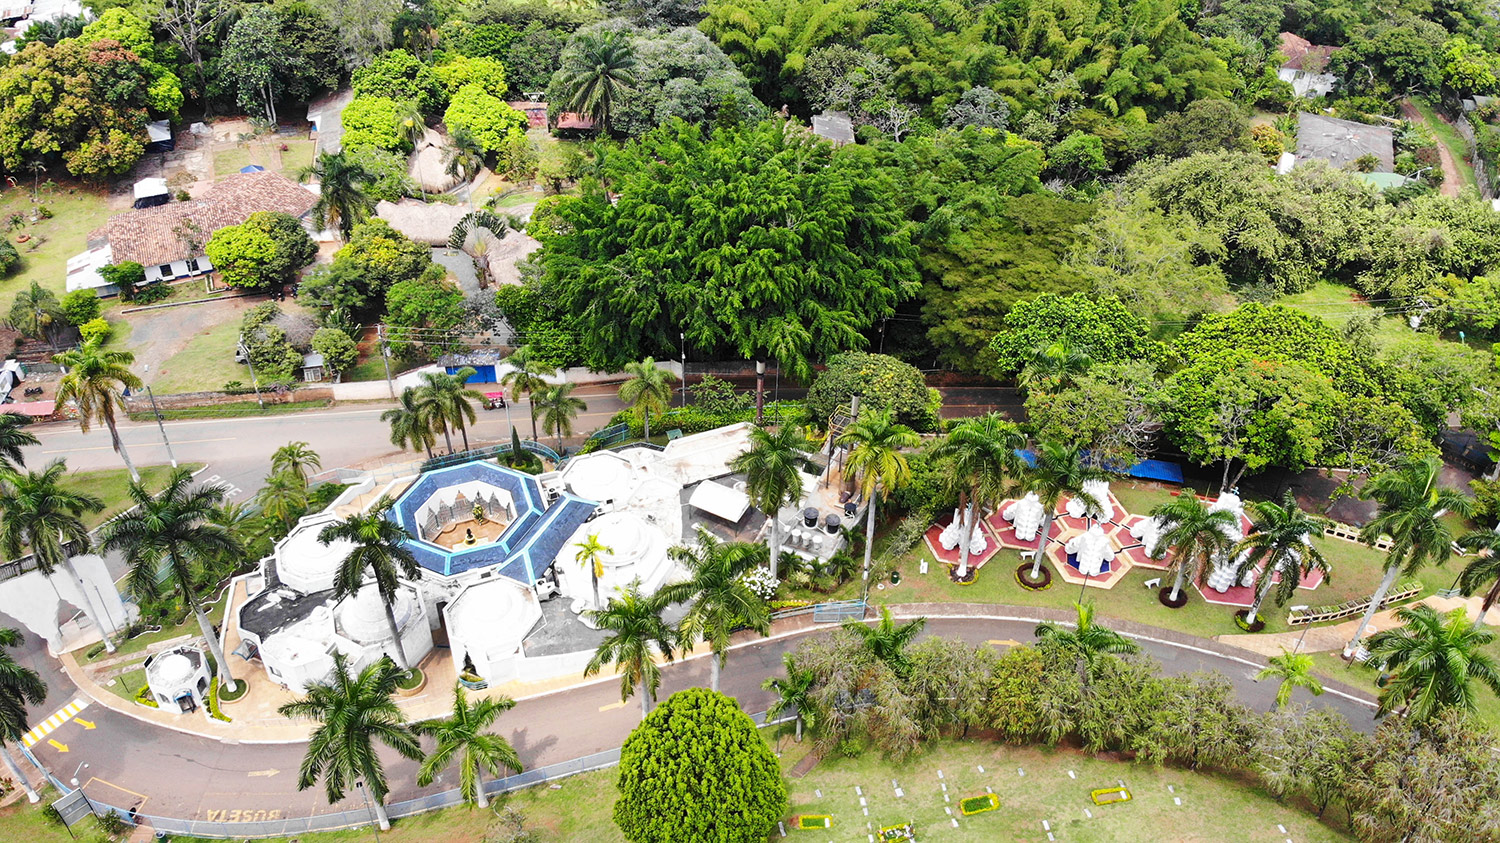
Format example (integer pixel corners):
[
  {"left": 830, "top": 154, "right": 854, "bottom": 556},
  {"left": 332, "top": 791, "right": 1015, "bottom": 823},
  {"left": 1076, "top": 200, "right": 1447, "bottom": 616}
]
[
  {"left": 598, "top": 700, "right": 628, "bottom": 712},
  {"left": 47, "top": 739, "right": 67, "bottom": 752},
  {"left": 986, "top": 639, "right": 1022, "bottom": 647},
  {"left": 246, "top": 769, "right": 281, "bottom": 778},
  {"left": 74, "top": 718, "right": 95, "bottom": 730},
  {"left": 22, "top": 699, "right": 88, "bottom": 747}
]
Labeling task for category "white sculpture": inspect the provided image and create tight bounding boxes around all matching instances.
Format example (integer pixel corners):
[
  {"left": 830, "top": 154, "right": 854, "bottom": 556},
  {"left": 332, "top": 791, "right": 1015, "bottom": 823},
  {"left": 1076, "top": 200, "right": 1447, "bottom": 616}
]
[
  {"left": 1203, "top": 493, "right": 1250, "bottom": 590},
  {"left": 1002, "top": 493, "right": 1045, "bottom": 542},
  {"left": 939, "top": 506, "right": 988, "bottom": 555},
  {"left": 1130, "top": 516, "right": 1163, "bottom": 557},
  {"left": 1206, "top": 549, "right": 1255, "bottom": 592},
  {"left": 1065, "top": 524, "right": 1116, "bottom": 577},
  {"left": 1065, "top": 479, "right": 1112, "bottom": 521}
]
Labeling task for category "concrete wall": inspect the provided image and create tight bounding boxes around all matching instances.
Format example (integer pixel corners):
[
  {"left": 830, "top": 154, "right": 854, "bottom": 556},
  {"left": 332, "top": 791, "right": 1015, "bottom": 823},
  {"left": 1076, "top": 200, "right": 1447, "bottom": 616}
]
[{"left": 125, "top": 387, "right": 334, "bottom": 411}]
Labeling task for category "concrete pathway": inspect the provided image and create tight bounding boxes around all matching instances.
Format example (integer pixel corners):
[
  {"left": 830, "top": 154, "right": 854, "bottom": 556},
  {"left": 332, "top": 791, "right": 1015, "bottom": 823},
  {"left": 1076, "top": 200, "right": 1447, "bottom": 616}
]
[{"left": 1221, "top": 593, "right": 1489, "bottom": 657}]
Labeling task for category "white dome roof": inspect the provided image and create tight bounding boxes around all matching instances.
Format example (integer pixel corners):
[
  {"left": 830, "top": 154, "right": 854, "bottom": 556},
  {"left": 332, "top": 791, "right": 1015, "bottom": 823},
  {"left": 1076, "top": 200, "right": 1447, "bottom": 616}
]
[
  {"left": 572, "top": 512, "right": 658, "bottom": 569},
  {"left": 445, "top": 578, "right": 540, "bottom": 659},
  {"left": 277, "top": 516, "right": 355, "bottom": 593},
  {"left": 562, "top": 453, "right": 633, "bottom": 502},
  {"left": 337, "top": 584, "right": 417, "bottom": 644},
  {"left": 152, "top": 652, "right": 195, "bottom": 685}
]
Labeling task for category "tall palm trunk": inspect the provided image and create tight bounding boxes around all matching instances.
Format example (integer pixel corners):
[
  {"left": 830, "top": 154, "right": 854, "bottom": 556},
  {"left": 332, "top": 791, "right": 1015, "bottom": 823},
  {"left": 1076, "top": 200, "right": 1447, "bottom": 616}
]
[
  {"left": 710, "top": 652, "right": 721, "bottom": 692},
  {"left": 641, "top": 410, "right": 650, "bottom": 442},
  {"left": 638, "top": 674, "right": 650, "bottom": 719},
  {"left": 459, "top": 419, "right": 470, "bottom": 452},
  {"left": 768, "top": 514, "right": 782, "bottom": 580},
  {"left": 530, "top": 396, "right": 541, "bottom": 442},
  {"left": 383, "top": 600, "right": 411, "bottom": 670},
  {"left": 1345, "top": 565, "right": 1399, "bottom": 659},
  {"left": 438, "top": 423, "right": 454, "bottom": 455},
  {"left": 862, "top": 488, "right": 879, "bottom": 580},
  {"left": 179, "top": 559, "right": 236, "bottom": 693},
  {"left": 957, "top": 492, "right": 979, "bottom": 579},
  {"left": 1169, "top": 565, "right": 1188, "bottom": 603},
  {"left": 1245, "top": 572, "right": 1273, "bottom": 625},
  {"left": 794, "top": 714, "right": 803, "bottom": 742},
  {"left": 64, "top": 556, "right": 115, "bottom": 653},
  {"left": 0, "top": 744, "right": 38, "bottom": 802},
  {"left": 475, "top": 769, "right": 489, "bottom": 808},
  {"left": 370, "top": 794, "right": 392, "bottom": 830},
  {"left": 1030, "top": 510, "right": 1056, "bottom": 579},
  {"left": 104, "top": 414, "right": 139, "bottom": 483},
  {"left": 591, "top": 568, "right": 600, "bottom": 610}
]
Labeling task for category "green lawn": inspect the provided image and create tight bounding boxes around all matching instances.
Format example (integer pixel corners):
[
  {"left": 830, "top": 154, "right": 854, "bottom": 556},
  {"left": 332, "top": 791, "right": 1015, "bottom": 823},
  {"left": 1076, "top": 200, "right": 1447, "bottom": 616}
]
[
  {"left": 213, "top": 139, "right": 317, "bottom": 179},
  {"left": 148, "top": 318, "right": 250, "bottom": 394},
  {"left": 1409, "top": 97, "right": 1478, "bottom": 191},
  {"left": 60, "top": 463, "right": 204, "bottom": 529},
  {"left": 0, "top": 785, "right": 117, "bottom": 843},
  {"left": 0, "top": 182, "right": 115, "bottom": 302},
  {"left": 128, "top": 400, "right": 331, "bottom": 422},
  {"left": 79, "top": 585, "right": 229, "bottom": 666},
  {"left": 342, "top": 353, "right": 391, "bottom": 383},
  {"left": 158, "top": 736, "right": 1352, "bottom": 843}
]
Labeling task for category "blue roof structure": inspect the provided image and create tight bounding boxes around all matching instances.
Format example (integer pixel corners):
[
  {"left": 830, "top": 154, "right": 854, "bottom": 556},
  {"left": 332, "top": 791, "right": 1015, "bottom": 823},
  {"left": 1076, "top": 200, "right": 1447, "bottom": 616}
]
[
  {"left": 387, "top": 461, "right": 597, "bottom": 582},
  {"left": 1014, "top": 449, "right": 1184, "bottom": 484}
]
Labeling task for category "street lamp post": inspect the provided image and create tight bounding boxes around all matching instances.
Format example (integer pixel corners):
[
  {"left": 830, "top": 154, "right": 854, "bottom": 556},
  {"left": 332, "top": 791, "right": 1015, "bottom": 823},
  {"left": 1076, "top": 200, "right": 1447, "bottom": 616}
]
[
  {"left": 236, "top": 336, "right": 264, "bottom": 409},
  {"left": 355, "top": 779, "right": 383, "bottom": 839},
  {"left": 70, "top": 763, "right": 96, "bottom": 818},
  {"left": 144, "top": 385, "right": 177, "bottom": 468},
  {"left": 754, "top": 360, "right": 765, "bottom": 425},
  {"left": 679, "top": 332, "right": 687, "bottom": 408}
]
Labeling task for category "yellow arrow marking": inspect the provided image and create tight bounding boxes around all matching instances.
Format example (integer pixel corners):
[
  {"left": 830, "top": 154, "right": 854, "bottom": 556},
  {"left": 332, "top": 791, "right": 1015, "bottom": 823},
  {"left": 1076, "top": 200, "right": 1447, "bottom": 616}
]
[
  {"left": 598, "top": 700, "right": 628, "bottom": 712},
  {"left": 47, "top": 739, "right": 68, "bottom": 752},
  {"left": 247, "top": 769, "right": 280, "bottom": 778},
  {"left": 74, "top": 718, "right": 95, "bottom": 730},
  {"left": 986, "top": 639, "right": 1022, "bottom": 648}
]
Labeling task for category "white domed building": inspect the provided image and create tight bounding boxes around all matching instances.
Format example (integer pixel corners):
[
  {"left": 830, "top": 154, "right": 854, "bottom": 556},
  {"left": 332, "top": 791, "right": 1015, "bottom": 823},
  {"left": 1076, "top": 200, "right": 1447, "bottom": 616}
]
[{"left": 144, "top": 645, "right": 213, "bottom": 715}]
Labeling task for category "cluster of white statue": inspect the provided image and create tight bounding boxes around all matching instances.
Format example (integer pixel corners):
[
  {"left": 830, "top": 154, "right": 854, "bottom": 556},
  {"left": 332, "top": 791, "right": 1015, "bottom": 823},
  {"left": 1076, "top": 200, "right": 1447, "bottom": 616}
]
[
  {"left": 1129, "top": 492, "right": 1258, "bottom": 592},
  {"left": 1001, "top": 493, "right": 1045, "bottom": 542},
  {"left": 938, "top": 505, "right": 989, "bottom": 555},
  {"left": 1065, "top": 525, "right": 1117, "bottom": 576}
]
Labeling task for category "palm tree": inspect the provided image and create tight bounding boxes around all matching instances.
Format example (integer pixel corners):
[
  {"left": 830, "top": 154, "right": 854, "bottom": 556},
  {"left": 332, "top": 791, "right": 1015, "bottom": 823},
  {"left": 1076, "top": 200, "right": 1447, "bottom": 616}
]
[
  {"left": 841, "top": 606, "right": 925, "bottom": 679},
  {"left": 617, "top": 357, "right": 675, "bottom": 442},
  {"left": 556, "top": 28, "right": 637, "bottom": 133},
  {"left": 102, "top": 468, "right": 240, "bottom": 691},
  {"left": 414, "top": 683, "right": 523, "bottom": 809},
  {"left": 417, "top": 368, "right": 482, "bottom": 453},
  {"left": 0, "top": 412, "right": 38, "bottom": 470},
  {"left": 0, "top": 627, "right": 45, "bottom": 803},
  {"left": 763, "top": 653, "right": 816, "bottom": 743},
  {"left": 1150, "top": 497, "right": 1238, "bottom": 606},
  {"left": 318, "top": 505, "right": 421, "bottom": 671},
  {"left": 573, "top": 532, "right": 612, "bottom": 609},
  {"left": 500, "top": 346, "right": 558, "bottom": 442},
  {"left": 299, "top": 151, "right": 375, "bottom": 240},
  {"left": 1018, "top": 440, "right": 1107, "bottom": 583},
  {"left": 53, "top": 339, "right": 144, "bottom": 482},
  {"left": 443, "top": 127, "right": 485, "bottom": 185},
  {"left": 1346, "top": 457, "right": 1473, "bottom": 658},
  {"left": 1019, "top": 337, "right": 1092, "bottom": 394},
  {"left": 1366, "top": 604, "right": 1500, "bottom": 722},
  {"left": 1256, "top": 650, "right": 1324, "bottom": 710},
  {"left": 1034, "top": 602, "right": 1138, "bottom": 664},
  {"left": 729, "top": 424, "right": 810, "bottom": 579},
  {"left": 931, "top": 413, "right": 1024, "bottom": 580},
  {"left": 8, "top": 281, "right": 64, "bottom": 349},
  {"left": 1456, "top": 529, "right": 1500, "bottom": 626},
  {"left": 534, "top": 382, "right": 587, "bottom": 452},
  {"left": 658, "top": 529, "right": 771, "bottom": 692},
  {"left": 278, "top": 652, "right": 422, "bottom": 830},
  {"left": 383, "top": 388, "right": 437, "bottom": 458},
  {"left": 271, "top": 442, "right": 321, "bottom": 488},
  {"left": 0, "top": 460, "right": 114, "bottom": 651},
  {"left": 1233, "top": 493, "right": 1332, "bottom": 626},
  {"left": 839, "top": 409, "right": 920, "bottom": 582},
  {"left": 256, "top": 469, "right": 308, "bottom": 528},
  {"left": 583, "top": 583, "right": 676, "bottom": 718}
]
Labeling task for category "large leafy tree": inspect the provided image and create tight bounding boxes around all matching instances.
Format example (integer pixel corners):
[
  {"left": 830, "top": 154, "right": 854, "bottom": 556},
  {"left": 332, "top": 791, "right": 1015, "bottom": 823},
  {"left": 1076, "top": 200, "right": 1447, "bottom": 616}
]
[
  {"left": 8, "top": 282, "right": 65, "bottom": 349},
  {"left": 762, "top": 653, "right": 816, "bottom": 742},
  {"left": 931, "top": 413, "right": 1024, "bottom": 579},
  {"left": 1034, "top": 602, "right": 1138, "bottom": 666},
  {"left": 839, "top": 408, "right": 919, "bottom": 581},
  {"left": 102, "top": 468, "right": 240, "bottom": 691},
  {"left": 584, "top": 583, "right": 677, "bottom": 718},
  {"left": 53, "top": 339, "right": 144, "bottom": 482},
  {"left": 219, "top": 4, "right": 341, "bottom": 123},
  {"left": 0, "top": 626, "right": 45, "bottom": 803},
  {"left": 658, "top": 529, "right": 770, "bottom": 691},
  {"left": 1366, "top": 604, "right": 1500, "bottom": 722},
  {"left": 382, "top": 388, "right": 437, "bottom": 458},
  {"left": 804, "top": 352, "right": 938, "bottom": 432},
  {"left": 1456, "top": 529, "right": 1500, "bottom": 626},
  {"left": 416, "top": 368, "right": 482, "bottom": 452},
  {"left": 539, "top": 119, "right": 919, "bottom": 374},
  {"left": 0, "top": 461, "right": 113, "bottom": 650},
  {"left": 614, "top": 688, "right": 786, "bottom": 843},
  {"left": 1150, "top": 497, "right": 1238, "bottom": 606},
  {"left": 989, "top": 293, "right": 1154, "bottom": 377},
  {"left": 729, "top": 424, "right": 810, "bottom": 579},
  {"left": 279, "top": 653, "right": 422, "bottom": 830},
  {"left": 841, "top": 605, "right": 925, "bottom": 679},
  {"left": 317, "top": 504, "right": 421, "bottom": 670},
  {"left": 414, "top": 683, "right": 523, "bottom": 809},
  {"left": 533, "top": 382, "right": 586, "bottom": 452},
  {"left": 1347, "top": 708, "right": 1500, "bottom": 842},
  {"left": 1233, "top": 493, "right": 1331, "bottom": 626},
  {"left": 1346, "top": 457, "right": 1473, "bottom": 658}
]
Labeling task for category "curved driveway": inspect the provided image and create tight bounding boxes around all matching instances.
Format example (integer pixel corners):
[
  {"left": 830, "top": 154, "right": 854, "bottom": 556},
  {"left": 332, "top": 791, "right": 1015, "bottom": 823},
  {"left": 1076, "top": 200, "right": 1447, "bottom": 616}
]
[{"left": 17, "top": 611, "right": 1377, "bottom": 823}]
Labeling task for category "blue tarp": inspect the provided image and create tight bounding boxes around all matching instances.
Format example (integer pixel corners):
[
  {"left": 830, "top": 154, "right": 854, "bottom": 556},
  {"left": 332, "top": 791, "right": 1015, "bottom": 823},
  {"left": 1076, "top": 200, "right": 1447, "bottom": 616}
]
[
  {"left": 240, "top": 164, "right": 266, "bottom": 173},
  {"left": 1013, "top": 449, "right": 1184, "bottom": 484}
]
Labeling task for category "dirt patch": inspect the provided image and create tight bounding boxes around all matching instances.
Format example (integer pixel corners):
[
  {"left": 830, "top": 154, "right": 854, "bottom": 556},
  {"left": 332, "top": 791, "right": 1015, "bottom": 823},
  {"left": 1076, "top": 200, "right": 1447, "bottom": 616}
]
[
  {"left": 126, "top": 296, "right": 254, "bottom": 377},
  {"left": 1399, "top": 100, "right": 1462, "bottom": 198}
]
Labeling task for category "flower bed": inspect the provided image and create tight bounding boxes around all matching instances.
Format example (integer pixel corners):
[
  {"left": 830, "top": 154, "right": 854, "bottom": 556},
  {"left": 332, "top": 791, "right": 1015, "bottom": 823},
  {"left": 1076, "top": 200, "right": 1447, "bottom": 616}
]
[
  {"left": 796, "top": 814, "right": 831, "bottom": 830},
  {"left": 958, "top": 794, "right": 998, "bottom": 816},
  {"left": 207, "top": 681, "right": 232, "bottom": 723},
  {"left": 133, "top": 684, "right": 158, "bottom": 709},
  {"left": 878, "top": 822, "right": 915, "bottom": 840},
  {"left": 1090, "top": 786, "right": 1131, "bottom": 805}
]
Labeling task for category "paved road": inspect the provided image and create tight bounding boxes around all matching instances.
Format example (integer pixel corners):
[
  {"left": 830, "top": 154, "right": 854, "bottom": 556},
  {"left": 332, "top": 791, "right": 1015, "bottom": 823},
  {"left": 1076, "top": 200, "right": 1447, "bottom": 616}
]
[{"left": 17, "top": 616, "right": 1376, "bottom": 823}]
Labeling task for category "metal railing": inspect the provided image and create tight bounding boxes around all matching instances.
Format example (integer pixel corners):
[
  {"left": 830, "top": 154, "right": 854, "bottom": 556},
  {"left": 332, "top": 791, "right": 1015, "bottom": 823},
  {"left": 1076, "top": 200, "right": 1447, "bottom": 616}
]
[
  {"left": 419, "top": 439, "right": 562, "bottom": 473},
  {"left": 771, "top": 599, "right": 866, "bottom": 623}
]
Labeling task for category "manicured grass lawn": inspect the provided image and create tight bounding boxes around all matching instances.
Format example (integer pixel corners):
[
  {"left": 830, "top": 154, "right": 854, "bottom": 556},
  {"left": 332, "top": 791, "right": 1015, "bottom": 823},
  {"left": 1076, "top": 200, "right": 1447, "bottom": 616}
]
[
  {"left": 0, "top": 785, "right": 116, "bottom": 843},
  {"left": 343, "top": 353, "right": 391, "bottom": 383},
  {"left": 1410, "top": 97, "right": 1477, "bottom": 191},
  {"left": 213, "top": 139, "right": 317, "bottom": 179},
  {"left": 60, "top": 463, "right": 204, "bottom": 530},
  {"left": 0, "top": 182, "right": 115, "bottom": 301},
  {"left": 148, "top": 317, "right": 248, "bottom": 395},
  {"left": 78, "top": 586, "right": 229, "bottom": 666},
  {"left": 128, "top": 400, "right": 331, "bottom": 422}
]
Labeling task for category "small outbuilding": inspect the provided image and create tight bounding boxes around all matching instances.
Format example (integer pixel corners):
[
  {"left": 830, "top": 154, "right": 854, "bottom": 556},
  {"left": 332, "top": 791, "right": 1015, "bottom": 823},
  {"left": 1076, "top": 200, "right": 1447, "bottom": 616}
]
[
  {"left": 1294, "top": 112, "right": 1394, "bottom": 172},
  {"left": 144, "top": 645, "right": 213, "bottom": 715},
  {"left": 811, "top": 111, "right": 856, "bottom": 146},
  {"left": 132, "top": 178, "right": 170, "bottom": 210}
]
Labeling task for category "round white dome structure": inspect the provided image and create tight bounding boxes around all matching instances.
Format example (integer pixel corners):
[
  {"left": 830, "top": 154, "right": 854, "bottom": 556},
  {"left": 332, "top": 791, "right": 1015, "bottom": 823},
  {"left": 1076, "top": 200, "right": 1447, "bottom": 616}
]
[
  {"left": 275, "top": 513, "right": 355, "bottom": 594},
  {"left": 444, "top": 577, "right": 542, "bottom": 683},
  {"left": 561, "top": 452, "right": 638, "bottom": 506},
  {"left": 144, "top": 645, "right": 212, "bottom": 715},
  {"left": 560, "top": 512, "right": 671, "bottom": 607}
]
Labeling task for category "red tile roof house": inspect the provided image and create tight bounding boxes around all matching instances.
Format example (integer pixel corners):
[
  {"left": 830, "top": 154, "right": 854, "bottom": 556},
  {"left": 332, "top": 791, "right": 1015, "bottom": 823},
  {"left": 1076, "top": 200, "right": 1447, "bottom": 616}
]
[{"left": 67, "top": 172, "right": 318, "bottom": 296}]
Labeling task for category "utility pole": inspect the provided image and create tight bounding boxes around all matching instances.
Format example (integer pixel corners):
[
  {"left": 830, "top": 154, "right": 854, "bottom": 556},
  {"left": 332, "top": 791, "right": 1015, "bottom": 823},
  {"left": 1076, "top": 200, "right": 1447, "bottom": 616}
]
[
  {"left": 378, "top": 324, "right": 395, "bottom": 399},
  {"left": 144, "top": 385, "right": 177, "bottom": 468},
  {"left": 679, "top": 331, "right": 687, "bottom": 408},
  {"left": 754, "top": 360, "right": 765, "bottom": 425},
  {"left": 237, "top": 335, "right": 264, "bottom": 409}
]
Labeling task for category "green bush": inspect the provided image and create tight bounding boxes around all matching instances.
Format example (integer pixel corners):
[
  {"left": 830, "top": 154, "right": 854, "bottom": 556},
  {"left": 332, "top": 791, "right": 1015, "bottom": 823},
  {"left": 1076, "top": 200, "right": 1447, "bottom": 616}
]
[
  {"left": 0, "top": 239, "right": 17, "bottom": 276},
  {"left": 60, "top": 288, "right": 102, "bottom": 325},
  {"left": 78, "top": 317, "right": 111, "bottom": 344},
  {"left": 805, "top": 352, "right": 940, "bottom": 432},
  {"left": 132, "top": 283, "right": 170, "bottom": 305}
]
